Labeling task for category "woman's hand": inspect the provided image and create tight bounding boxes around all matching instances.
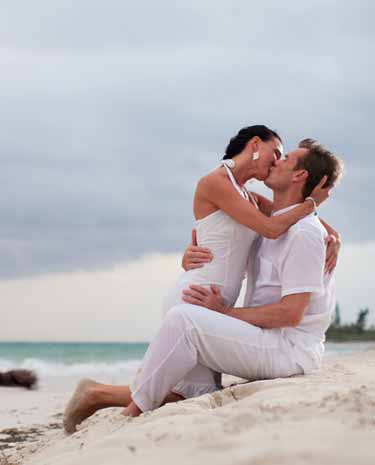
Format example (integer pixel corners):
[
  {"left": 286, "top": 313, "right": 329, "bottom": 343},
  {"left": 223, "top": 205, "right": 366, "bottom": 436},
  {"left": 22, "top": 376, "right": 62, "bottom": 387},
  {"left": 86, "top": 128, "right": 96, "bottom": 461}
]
[
  {"left": 181, "top": 229, "right": 213, "bottom": 271},
  {"left": 325, "top": 233, "right": 341, "bottom": 273},
  {"left": 311, "top": 175, "right": 331, "bottom": 206},
  {"left": 182, "top": 284, "right": 228, "bottom": 313}
]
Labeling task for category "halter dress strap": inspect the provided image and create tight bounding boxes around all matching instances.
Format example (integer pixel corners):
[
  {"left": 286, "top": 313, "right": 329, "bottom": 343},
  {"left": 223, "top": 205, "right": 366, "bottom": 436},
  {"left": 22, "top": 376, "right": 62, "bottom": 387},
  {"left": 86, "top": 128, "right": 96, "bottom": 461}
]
[
  {"left": 221, "top": 161, "right": 249, "bottom": 200},
  {"left": 247, "top": 190, "right": 259, "bottom": 210},
  {"left": 221, "top": 160, "right": 260, "bottom": 209}
]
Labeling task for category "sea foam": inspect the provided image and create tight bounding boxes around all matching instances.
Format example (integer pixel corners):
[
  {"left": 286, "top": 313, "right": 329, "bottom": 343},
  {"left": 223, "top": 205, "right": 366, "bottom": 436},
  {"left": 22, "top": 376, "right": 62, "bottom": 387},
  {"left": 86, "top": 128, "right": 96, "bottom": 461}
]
[{"left": 0, "top": 358, "right": 142, "bottom": 378}]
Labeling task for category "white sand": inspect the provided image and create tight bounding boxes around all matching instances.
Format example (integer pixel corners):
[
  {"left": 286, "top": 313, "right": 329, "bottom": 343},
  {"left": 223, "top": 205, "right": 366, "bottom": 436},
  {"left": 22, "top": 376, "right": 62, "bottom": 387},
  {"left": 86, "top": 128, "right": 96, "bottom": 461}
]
[{"left": 2, "top": 350, "right": 375, "bottom": 465}]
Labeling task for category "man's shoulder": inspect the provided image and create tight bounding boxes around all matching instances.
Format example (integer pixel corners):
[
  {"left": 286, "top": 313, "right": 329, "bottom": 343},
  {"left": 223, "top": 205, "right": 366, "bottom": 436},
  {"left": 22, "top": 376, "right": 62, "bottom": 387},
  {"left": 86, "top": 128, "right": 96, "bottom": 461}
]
[
  {"left": 287, "top": 214, "right": 326, "bottom": 241},
  {"left": 276, "top": 215, "right": 327, "bottom": 266}
]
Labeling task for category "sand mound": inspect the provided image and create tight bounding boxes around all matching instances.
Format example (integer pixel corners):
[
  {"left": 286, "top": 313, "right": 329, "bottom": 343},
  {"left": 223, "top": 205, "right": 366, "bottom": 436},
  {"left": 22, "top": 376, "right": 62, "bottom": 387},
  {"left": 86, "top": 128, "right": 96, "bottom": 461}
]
[{"left": 11, "top": 350, "right": 375, "bottom": 465}]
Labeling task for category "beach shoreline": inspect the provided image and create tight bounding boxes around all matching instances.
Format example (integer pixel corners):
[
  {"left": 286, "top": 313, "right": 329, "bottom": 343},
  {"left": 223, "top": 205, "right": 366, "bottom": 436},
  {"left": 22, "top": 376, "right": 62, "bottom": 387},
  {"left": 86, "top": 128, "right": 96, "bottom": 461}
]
[{"left": 1, "top": 348, "right": 374, "bottom": 465}]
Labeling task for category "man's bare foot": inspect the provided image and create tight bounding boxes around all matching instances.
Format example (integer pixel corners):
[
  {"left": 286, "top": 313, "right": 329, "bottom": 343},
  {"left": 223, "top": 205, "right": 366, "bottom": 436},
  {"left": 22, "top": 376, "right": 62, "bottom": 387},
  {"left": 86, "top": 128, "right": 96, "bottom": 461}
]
[
  {"left": 122, "top": 401, "right": 142, "bottom": 418},
  {"left": 63, "top": 379, "right": 100, "bottom": 434}
]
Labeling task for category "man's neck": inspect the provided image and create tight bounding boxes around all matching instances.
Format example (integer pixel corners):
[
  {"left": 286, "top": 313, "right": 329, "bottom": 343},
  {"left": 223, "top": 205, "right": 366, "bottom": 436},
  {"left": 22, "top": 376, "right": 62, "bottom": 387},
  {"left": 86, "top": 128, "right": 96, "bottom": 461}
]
[{"left": 272, "top": 190, "right": 304, "bottom": 212}]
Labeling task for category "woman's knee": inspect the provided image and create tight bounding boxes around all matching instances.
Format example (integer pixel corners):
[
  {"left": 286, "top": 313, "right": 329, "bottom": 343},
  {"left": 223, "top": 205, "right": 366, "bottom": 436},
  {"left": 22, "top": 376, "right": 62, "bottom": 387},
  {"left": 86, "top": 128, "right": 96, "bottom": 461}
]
[{"left": 161, "top": 305, "right": 202, "bottom": 334}]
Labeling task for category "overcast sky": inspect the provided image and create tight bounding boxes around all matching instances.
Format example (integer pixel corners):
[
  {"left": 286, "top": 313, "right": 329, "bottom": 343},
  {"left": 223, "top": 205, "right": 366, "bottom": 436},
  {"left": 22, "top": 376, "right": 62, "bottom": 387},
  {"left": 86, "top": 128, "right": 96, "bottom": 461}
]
[{"left": 1, "top": 1, "right": 374, "bottom": 340}]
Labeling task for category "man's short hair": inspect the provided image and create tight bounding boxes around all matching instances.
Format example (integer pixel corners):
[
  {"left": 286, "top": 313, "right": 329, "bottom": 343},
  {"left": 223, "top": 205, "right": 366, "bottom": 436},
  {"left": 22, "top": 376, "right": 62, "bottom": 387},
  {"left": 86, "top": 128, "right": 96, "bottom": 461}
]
[
  {"left": 296, "top": 139, "right": 344, "bottom": 198},
  {"left": 298, "top": 138, "right": 318, "bottom": 149}
]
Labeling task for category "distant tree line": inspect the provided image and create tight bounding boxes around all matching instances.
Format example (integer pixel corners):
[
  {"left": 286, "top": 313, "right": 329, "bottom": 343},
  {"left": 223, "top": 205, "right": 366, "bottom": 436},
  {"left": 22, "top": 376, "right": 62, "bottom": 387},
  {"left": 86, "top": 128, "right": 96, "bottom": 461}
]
[{"left": 326, "top": 304, "right": 375, "bottom": 341}]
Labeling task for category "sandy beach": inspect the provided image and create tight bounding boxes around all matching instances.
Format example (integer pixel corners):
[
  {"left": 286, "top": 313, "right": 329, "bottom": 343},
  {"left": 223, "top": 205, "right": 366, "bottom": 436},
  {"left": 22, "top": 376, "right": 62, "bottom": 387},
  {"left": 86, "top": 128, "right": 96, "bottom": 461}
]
[{"left": 1, "top": 349, "right": 375, "bottom": 465}]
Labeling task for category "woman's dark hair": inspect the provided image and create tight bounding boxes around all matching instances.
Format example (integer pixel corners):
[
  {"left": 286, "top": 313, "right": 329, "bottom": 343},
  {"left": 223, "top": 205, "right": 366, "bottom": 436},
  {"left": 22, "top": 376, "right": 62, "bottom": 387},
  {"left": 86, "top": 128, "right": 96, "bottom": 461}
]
[{"left": 223, "top": 125, "right": 282, "bottom": 159}]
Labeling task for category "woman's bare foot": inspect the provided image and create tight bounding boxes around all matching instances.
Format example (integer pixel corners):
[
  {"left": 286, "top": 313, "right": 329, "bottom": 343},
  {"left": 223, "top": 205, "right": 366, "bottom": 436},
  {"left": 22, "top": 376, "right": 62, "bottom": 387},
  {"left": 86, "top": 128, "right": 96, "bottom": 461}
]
[
  {"left": 122, "top": 401, "right": 143, "bottom": 418},
  {"left": 63, "top": 379, "right": 100, "bottom": 434}
]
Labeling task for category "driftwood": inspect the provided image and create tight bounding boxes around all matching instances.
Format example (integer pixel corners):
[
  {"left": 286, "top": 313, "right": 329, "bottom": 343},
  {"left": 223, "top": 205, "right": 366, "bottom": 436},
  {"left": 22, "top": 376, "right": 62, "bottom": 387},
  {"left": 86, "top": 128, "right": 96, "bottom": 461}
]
[{"left": 0, "top": 370, "right": 38, "bottom": 389}]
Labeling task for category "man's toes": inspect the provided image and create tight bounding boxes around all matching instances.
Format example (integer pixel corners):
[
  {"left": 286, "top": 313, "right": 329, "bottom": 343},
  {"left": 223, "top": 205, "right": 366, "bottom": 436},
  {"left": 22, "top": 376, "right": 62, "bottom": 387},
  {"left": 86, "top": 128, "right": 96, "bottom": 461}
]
[
  {"left": 63, "top": 379, "right": 97, "bottom": 434},
  {"left": 63, "top": 416, "right": 77, "bottom": 434}
]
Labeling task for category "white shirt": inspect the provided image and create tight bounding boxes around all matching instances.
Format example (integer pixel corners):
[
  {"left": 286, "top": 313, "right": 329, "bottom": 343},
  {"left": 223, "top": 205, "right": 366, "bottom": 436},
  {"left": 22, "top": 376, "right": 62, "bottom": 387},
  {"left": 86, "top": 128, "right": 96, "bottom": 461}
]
[{"left": 244, "top": 204, "right": 336, "bottom": 372}]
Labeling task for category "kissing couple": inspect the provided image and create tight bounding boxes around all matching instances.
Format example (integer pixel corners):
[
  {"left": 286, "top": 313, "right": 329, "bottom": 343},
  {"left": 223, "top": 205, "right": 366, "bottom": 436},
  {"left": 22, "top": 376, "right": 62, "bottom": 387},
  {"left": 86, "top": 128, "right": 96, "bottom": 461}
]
[{"left": 64, "top": 124, "right": 343, "bottom": 432}]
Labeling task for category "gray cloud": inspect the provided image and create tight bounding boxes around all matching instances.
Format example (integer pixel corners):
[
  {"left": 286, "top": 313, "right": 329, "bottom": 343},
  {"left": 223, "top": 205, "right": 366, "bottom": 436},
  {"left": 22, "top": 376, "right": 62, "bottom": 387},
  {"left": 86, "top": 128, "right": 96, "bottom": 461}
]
[{"left": 0, "top": 0, "right": 374, "bottom": 278}]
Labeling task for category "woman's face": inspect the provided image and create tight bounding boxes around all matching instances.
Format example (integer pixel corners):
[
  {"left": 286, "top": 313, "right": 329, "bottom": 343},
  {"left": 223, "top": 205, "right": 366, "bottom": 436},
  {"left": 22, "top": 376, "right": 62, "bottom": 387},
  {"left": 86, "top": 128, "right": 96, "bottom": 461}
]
[{"left": 255, "top": 137, "right": 283, "bottom": 181}]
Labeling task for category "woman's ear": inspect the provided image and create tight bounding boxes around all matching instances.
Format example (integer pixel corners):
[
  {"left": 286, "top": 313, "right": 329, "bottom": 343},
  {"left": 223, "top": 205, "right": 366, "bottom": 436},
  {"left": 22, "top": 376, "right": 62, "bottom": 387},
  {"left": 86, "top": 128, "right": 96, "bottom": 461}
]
[{"left": 248, "top": 136, "right": 260, "bottom": 152}]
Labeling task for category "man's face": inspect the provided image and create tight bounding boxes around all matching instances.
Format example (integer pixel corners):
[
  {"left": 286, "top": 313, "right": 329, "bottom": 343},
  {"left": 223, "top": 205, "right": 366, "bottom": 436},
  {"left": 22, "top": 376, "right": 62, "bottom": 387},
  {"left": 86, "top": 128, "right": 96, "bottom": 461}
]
[
  {"left": 254, "top": 137, "right": 284, "bottom": 181},
  {"left": 264, "top": 148, "right": 308, "bottom": 190}
]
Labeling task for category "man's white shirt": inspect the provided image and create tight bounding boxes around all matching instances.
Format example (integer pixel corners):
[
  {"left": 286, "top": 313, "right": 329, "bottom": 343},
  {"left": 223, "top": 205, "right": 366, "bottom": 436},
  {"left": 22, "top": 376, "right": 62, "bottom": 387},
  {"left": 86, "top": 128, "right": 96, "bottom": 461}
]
[{"left": 244, "top": 204, "right": 336, "bottom": 372}]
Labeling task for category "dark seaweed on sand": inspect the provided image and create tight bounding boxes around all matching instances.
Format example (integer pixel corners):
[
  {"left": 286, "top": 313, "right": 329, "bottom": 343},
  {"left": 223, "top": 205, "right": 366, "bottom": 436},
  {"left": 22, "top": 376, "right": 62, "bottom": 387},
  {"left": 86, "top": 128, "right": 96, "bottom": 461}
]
[{"left": 0, "top": 370, "right": 38, "bottom": 389}]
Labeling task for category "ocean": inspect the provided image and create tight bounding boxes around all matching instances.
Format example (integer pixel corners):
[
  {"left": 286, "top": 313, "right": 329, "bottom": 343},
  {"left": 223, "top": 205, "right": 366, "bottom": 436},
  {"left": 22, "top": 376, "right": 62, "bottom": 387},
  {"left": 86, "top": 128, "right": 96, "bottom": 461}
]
[
  {"left": 0, "top": 341, "right": 374, "bottom": 381},
  {"left": 0, "top": 342, "right": 148, "bottom": 380}
]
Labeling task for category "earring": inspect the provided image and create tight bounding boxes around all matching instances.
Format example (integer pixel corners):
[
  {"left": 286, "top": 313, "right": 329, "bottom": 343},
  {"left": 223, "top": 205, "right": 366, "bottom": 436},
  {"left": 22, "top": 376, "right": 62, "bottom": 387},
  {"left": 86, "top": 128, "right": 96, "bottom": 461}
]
[{"left": 252, "top": 151, "right": 260, "bottom": 160}]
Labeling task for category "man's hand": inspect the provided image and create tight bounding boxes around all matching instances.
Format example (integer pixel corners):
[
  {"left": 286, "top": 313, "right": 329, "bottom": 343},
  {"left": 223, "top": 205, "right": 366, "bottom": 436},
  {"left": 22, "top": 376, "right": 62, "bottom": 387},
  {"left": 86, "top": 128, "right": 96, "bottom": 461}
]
[
  {"left": 325, "top": 233, "right": 341, "bottom": 273},
  {"left": 182, "top": 284, "right": 228, "bottom": 313},
  {"left": 181, "top": 229, "right": 213, "bottom": 271}
]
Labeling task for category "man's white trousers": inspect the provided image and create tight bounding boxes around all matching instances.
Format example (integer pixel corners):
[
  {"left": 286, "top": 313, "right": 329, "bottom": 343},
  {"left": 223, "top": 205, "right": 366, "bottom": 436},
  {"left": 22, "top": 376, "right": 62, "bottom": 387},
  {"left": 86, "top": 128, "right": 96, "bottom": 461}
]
[{"left": 131, "top": 304, "right": 303, "bottom": 412}]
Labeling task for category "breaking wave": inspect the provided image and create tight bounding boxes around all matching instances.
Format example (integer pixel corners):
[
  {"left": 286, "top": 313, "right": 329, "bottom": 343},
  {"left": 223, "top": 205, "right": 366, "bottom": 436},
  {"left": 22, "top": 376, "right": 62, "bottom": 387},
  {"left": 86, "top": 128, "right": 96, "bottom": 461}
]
[{"left": 0, "top": 357, "right": 142, "bottom": 378}]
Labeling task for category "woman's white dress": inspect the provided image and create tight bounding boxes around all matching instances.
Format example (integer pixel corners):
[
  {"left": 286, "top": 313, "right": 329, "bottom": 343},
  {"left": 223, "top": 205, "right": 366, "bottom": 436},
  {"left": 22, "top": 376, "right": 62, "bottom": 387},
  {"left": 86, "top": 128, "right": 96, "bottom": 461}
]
[
  {"left": 162, "top": 162, "right": 259, "bottom": 314},
  {"left": 132, "top": 162, "right": 261, "bottom": 401}
]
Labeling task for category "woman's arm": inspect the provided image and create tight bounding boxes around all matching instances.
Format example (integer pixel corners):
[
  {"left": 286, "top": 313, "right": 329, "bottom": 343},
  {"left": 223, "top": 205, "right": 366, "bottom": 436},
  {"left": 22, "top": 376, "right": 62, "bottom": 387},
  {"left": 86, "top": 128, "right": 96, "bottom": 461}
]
[
  {"left": 253, "top": 194, "right": 340, "bottom": 240},
  {"left": 252, "top": 191, "right": 340, "bottom": 272},
  {"left": 244, "top": 192, "right": 340, "bottom": 272},
  {"left": 319, "top": 218, "right": 339, "bottom": 239},
  {"left": 242, "top": 187, "right": 340, "bottom": 273},
  {"left": 197, "top": 174, "right": 328, "bottom": 239},
  {"left": 319, "top": 218, "right": 341, "bottom": 273}
]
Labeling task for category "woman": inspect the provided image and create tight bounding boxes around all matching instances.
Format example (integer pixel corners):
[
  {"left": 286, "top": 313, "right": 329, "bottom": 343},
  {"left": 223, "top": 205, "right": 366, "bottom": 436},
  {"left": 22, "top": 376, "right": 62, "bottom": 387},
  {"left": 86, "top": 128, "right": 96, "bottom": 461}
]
[
  {"left": 64, "top": 125, "right": 332, "bottom": 433},
  {"left": 162, "top": 125, "right": 327, "bottom": 314}
]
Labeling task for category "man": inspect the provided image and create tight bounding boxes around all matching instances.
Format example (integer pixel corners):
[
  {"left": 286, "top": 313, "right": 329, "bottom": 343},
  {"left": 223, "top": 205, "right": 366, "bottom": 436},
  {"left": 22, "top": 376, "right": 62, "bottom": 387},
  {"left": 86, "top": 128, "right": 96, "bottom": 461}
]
[
  {"left": 64, "top": 140, "right": 343, "bottom": 428},
  {"left": 181, "top": 140, "right": 342, "bottom": 374},
  {"left": 119, "top": 139, "right": 343, "bottom": 416}
]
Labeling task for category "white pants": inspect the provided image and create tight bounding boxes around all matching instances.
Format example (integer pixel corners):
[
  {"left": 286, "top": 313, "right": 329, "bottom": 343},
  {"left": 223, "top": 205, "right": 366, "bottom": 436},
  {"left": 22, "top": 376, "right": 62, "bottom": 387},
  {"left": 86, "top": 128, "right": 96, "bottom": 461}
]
[
  {"left": 162, "top": 281, "right": 223, "bottom": 400},
  {"left": 131, "top": 304, "right": 303, "bottom": 412}
]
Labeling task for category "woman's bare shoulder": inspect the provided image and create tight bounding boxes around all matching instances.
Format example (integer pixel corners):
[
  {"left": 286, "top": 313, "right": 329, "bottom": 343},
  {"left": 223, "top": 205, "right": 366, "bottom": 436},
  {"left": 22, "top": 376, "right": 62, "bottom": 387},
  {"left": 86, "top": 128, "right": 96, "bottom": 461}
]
[{"left": 197, "top": 167, "right": 227, "bottom": 190}]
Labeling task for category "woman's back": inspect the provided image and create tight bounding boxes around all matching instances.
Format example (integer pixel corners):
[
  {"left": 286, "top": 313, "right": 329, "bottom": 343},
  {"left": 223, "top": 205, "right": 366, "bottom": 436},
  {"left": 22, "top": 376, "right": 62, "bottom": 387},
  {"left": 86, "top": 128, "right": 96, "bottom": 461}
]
[{"left": 162, "top": 163, "right": 259, "bottom": 314}]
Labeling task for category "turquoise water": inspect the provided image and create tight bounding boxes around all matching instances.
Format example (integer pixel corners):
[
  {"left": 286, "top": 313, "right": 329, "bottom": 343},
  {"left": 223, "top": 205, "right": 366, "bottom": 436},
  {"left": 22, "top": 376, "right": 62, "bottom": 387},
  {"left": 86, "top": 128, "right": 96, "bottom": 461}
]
[
  {"left": 0, "top": 342, "right": 148, "bottom": 364},
  {"left": 0, "top": 341, "right": 373, "bottom": 378},
  {"left": 0, "top": 341, "right": 372, "bottom": 361},
  {"left": 0, "top": 342, "right": 149, "bottom": 377}
]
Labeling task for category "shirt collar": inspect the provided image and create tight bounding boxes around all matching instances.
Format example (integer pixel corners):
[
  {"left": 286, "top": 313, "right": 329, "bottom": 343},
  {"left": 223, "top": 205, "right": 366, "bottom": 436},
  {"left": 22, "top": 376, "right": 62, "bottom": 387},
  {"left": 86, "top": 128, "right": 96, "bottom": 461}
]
[{"left": 272, "top": 203, "right": 303, "bottom": 216}]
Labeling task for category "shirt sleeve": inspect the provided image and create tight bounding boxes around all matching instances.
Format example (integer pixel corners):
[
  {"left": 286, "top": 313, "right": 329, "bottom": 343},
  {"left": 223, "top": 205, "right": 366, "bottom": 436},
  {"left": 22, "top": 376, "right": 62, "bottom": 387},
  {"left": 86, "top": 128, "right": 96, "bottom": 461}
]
[{"left": 280, "top": 228, "right": 325, "bottom": 297}]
